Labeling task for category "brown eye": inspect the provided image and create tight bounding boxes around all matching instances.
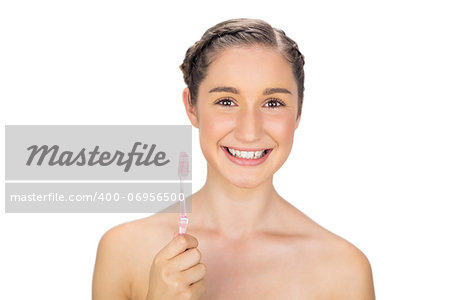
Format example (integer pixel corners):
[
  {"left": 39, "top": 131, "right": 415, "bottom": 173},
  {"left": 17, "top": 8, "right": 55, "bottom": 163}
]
[
  {"left": 265, "top": 99, "right": 286, "bottom": 108},
  {"left": 216, "top": 98, "right": 236, "bottom": 107}
]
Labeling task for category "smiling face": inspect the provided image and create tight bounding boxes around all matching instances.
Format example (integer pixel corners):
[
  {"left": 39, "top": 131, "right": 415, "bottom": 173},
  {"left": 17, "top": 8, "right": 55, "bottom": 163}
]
[{"left": 183, "top": 45, "right": 301, "bottom": 188}]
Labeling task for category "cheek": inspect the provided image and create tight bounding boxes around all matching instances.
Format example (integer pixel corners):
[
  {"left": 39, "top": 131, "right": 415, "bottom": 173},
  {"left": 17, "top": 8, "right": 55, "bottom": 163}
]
[
  {"left": 198, "top": 108, "right": 235, "bottom": 146},
  {"left": 266, "top": 114, "right": 297, "bottom": 146}
]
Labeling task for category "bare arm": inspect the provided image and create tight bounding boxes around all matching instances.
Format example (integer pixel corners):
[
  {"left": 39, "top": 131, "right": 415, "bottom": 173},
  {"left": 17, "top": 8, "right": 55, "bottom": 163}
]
[{"left": 92, "top": 226, "right": 131, "bottom": 300}]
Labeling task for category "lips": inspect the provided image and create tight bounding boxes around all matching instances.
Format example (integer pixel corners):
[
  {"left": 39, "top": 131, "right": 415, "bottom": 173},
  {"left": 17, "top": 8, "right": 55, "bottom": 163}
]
[{"left": 220, "top": 146, "right": 273, "bottom": 166}]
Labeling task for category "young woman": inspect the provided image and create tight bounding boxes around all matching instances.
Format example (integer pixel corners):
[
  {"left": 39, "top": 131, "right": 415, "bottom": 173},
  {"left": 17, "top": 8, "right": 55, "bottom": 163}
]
[{"left": 93, "top": 18, "right": 375, "bottom": 300}]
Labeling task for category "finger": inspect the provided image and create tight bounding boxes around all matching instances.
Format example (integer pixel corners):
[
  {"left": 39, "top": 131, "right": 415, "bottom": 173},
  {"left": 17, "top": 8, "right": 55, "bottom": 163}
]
[
  {"left": 169, "top": 247, "right": 202, "bottom": 271},
  {"left": 180, "top": 263, "right": 207, "bottom": 286},
  {"left": 159, "top": 234, "right": 199, "bottom": 260},
  {"left": 189, "top": 278, "right": 207, "bottom": 299}
]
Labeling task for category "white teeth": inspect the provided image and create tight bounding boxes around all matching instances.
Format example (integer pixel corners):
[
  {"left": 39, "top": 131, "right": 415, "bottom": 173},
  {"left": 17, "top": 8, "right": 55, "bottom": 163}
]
[{"left": 226, "top": 148, "right": 266, "bottom": 159}]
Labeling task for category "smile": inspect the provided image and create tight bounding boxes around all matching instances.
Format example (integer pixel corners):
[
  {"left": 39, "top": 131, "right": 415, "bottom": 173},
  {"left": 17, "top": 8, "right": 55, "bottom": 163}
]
[
  {"left": 220, "top": 146, "right": 273, "bottom": 166},
  {"left": 226, "top": 147, "right": 266, "bottom": 159}
]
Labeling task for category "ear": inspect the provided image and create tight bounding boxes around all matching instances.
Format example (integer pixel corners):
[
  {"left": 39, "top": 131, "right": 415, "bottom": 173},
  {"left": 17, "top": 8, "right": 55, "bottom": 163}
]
[
  {"left": 295, "top": 113, "right": 301, "bottom": 129},
  {"left": 182, "top": 87, "right": 199, "bottom": 128}
]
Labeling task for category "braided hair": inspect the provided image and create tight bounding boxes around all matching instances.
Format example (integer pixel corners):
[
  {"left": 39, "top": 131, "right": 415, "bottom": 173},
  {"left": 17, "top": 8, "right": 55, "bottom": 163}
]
[{"left": 180, "top": 18, "right": 305, "bottom": 118}]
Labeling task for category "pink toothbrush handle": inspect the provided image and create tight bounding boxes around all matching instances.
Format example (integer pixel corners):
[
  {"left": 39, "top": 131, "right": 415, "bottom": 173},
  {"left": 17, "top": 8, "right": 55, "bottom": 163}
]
[{"left": 178, "top": 215, "right": 189, "bottom": 235}]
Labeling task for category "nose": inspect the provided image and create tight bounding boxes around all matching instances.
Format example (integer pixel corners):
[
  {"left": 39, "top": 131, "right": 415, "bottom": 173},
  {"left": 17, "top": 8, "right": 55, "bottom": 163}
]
[{"left": 234, "top": 106, "right": 264, "bottom": 142}]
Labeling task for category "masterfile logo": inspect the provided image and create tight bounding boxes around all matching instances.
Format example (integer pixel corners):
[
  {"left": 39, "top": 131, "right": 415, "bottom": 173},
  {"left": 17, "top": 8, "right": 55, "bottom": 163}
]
[
  {"left": 26, "top": 142, "right": 170, "bottom": 172},
  {"left": 6, "top": 125, "right": 191, "bottom": 180},
  {"left": 4, "top": 125, "right": 192, "bottom": 213}
]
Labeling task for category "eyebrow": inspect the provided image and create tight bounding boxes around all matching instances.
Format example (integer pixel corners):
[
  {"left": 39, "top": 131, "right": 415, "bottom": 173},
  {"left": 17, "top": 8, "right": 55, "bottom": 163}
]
[
  {"left": 208, "top": 86, "right": 239, "bottom": 94},
  {"left": 263, "top": 88, "right": 292, "bottom": 95},
  {"left": 208, "top": 86, "right": 292, "bottom": 95}
]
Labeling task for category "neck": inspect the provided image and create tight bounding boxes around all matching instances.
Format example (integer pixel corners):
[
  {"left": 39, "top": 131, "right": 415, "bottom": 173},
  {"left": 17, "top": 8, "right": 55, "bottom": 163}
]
[{"left": 193, "top": 163, "right": 282, "bottom": 240}]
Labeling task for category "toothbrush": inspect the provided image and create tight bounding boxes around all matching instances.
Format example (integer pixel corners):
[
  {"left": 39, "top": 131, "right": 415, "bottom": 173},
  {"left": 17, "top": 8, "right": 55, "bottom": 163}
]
[{"left": 178, "top": 152, "right": 189, "bottom": 235}]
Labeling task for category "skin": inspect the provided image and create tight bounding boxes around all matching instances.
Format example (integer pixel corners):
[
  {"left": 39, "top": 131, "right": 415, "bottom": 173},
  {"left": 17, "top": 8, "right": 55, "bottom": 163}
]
[{"left": 92, "top": 46, "right": 376, "bottom": 299}]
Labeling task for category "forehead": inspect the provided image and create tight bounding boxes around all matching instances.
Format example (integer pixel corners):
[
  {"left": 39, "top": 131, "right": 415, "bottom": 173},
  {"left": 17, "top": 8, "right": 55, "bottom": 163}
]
[{"left": 201, "top": 46, "right": 297, "bottom": 94}]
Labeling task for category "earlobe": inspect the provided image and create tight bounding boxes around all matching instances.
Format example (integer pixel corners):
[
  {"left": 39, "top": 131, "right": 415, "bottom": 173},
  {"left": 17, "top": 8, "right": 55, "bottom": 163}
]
[{"left": 182, "top": 87, "right": 199, "bottom": 128}]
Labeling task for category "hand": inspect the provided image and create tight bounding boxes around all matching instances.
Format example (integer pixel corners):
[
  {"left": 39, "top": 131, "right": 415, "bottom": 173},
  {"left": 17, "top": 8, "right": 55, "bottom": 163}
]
[{"left": 145, "top": 233, "right": 207, "bottom": 300}]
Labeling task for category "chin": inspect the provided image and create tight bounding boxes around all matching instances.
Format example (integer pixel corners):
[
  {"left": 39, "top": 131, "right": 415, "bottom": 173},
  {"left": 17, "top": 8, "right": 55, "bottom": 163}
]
[{"left": 228, "top": 175, "right": 264, "bottom": 189}]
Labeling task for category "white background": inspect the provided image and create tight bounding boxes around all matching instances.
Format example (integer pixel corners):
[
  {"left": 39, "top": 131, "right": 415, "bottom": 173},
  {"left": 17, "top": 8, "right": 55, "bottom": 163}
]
[{"left": 1, "top": 0, "right": 449, "bottom": 299}]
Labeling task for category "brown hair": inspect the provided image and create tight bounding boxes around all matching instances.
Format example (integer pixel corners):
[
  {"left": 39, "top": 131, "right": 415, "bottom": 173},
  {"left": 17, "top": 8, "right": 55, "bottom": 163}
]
[{"left": 180, "top": 18, "right": 306, "bottom": 118}]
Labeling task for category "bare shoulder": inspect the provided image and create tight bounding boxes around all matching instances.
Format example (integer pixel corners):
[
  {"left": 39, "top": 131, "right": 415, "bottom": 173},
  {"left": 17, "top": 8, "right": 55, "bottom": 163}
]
[
  {"left": 321, "top": 235, "right": 375, "bottom": 300},
  {"left": 92, "top": 212, "right": 176, "bottom": 300},
  {"left": 316, "top": 230, "right": 374, "bottom": 296},
  {"left": 294, "top": 211, "right": 375, "bottom": 299},
  {"left": 281, "top": 203, "right": 375, "bottom": 299}
]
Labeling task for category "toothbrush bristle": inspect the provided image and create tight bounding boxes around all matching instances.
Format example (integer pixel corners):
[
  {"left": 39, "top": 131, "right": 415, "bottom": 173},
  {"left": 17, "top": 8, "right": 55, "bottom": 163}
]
[{"left": 178, "top": 152, "right": 189, "bottom": 178}]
